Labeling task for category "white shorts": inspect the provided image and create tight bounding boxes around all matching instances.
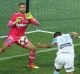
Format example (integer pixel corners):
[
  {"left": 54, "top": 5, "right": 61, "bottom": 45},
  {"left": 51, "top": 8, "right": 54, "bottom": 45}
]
[{"left": 54, "top": 53, "right": 74, "bottom": 72}]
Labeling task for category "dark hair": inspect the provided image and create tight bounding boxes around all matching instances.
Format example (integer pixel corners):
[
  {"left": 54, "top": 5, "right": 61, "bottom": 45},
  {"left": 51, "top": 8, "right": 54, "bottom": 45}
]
[
  {"left": 54, "top": 32, "right": 62, "bottom": 38},
  {"left": 18, "top": 3, "right": 26, "bottom": 6}
]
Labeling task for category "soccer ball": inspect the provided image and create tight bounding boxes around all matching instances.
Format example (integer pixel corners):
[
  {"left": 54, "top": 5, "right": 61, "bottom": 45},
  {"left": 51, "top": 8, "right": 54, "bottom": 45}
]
[{"left": 18, "top": 36, "right": 28, "bottom": 45}]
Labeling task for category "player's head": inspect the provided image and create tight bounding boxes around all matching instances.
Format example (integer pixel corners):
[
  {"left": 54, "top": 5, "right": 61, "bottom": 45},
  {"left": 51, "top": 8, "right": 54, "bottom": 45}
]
[
  {"left": 54, "top": 32, "right": 62, "bottom": 38},
  {"left": 18, "top": 3, "right": 26, "bottom": 14}
]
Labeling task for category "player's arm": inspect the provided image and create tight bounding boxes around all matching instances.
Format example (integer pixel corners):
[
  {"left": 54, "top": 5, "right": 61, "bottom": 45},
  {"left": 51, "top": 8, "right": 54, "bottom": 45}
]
[
  {"left": 36, "top": 37, "right": 57, "bottom": 48},
  {"left": 70, "top": 32, "right": 79, "bottom": 38},
  {"left": 8, "top": 13, "right": 22, "bottom": 27},
  {"left": 36, "top": 43, "right": 57, "bottom": 48},
  {"left": 25, "top": 12, "right": 40, "bottom": 26}
]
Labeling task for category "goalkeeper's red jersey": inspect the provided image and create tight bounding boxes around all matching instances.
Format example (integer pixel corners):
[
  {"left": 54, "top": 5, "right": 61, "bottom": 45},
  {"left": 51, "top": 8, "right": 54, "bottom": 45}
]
[{"left": 8, "top": 12, "right": 39, "bottom": 37}]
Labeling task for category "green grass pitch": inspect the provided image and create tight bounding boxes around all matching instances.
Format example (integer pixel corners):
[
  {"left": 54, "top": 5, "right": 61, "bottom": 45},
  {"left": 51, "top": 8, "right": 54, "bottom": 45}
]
[
  {"left": 0, "top": 32, "right": 80, "bottom": 74},
  {"left": 0, "top": 0, "right": 80, "bottom": 74}
]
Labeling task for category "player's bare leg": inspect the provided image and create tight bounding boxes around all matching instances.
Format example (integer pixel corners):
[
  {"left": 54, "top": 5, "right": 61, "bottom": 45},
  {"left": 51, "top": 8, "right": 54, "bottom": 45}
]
[
  {"left": 26, "top": 42, "right": 39, "bottom": 69},
  {"left": 53, "top": 69, "right": 60, "bottom": 74},
  {"left": 67, "top": 72, "right": 73, "bottom": 74},
  {"left": 0, "top": 44, "right": 9, "bottom": 53}
]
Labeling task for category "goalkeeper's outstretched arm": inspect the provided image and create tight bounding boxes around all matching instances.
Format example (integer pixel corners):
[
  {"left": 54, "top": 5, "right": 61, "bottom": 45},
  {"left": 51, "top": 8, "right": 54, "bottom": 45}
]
[{"left": 8, "top": 15, "right": 22, "bottom": 27}]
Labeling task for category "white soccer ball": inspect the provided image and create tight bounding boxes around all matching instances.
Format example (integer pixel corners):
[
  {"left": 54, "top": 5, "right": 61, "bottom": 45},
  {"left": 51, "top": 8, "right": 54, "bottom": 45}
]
[{"left": 18, "top": 36, "right": 28, "bottom": 45}]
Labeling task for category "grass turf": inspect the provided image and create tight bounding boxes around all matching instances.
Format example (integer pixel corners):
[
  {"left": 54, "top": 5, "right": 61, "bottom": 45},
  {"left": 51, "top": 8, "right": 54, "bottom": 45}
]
[
  {"left": 0, "top": 32, "right": 80, "bottom": 74},
  {"left": 0, "top": 0, "right": 80, "bottom": 74}
]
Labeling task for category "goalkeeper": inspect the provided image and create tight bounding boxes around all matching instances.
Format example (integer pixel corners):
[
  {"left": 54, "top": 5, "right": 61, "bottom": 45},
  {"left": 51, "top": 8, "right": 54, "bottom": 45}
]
[
  {"left": 36, "top": 32, "right": 78, "bottom": 74},
  {"left": 0, "top": 3, "right": 39, "bottom": 69}
]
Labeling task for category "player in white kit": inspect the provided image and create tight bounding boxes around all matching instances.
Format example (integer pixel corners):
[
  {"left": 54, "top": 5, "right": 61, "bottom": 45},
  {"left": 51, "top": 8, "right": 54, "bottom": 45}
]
[{"left": 36, "top": 32, "right": 78, "bottom": 74}]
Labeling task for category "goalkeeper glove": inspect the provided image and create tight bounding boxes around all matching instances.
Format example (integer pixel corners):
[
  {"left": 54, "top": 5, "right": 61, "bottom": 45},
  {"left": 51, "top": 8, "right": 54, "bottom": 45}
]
[
  {"left": 13, "top": 17, "right": 22, "bottom": 25},
  {"left": 15, "top": 17, "right": 22, "bottom": 23},
  {"left": 25, "top": 12, "right": 34, "bottom": 19}
]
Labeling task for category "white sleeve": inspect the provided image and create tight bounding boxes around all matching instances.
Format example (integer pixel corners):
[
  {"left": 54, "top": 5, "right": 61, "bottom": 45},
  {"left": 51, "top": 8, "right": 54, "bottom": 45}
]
[{"left": 52, "top": 38, "right": 57, "bottom": 45}]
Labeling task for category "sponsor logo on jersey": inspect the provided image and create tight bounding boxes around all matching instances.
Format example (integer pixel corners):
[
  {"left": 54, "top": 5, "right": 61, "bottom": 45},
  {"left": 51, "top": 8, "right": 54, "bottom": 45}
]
[
  {"left": 60, "top": 42, "right": 72, "bottom": 49},
  {"left": 16, "top": 23, "right": 27, "bottom": 28}
]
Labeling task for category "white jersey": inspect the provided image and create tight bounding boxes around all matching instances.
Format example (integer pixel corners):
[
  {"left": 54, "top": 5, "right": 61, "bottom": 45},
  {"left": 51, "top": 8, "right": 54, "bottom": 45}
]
[{"left": 52, "top": 34, "right": 74, "bottom": 56}]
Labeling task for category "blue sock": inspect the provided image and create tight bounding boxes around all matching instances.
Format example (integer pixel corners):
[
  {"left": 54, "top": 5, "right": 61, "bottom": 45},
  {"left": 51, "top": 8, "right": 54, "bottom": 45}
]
[{"left": 53, "top": 70, "right": 59, "bottom": 74}]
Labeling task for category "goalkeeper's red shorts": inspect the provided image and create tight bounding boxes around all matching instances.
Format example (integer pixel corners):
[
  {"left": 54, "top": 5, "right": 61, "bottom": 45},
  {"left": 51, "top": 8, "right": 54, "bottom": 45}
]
[{"left": 4, "top": 35, "right": 30, "bottom": 48}]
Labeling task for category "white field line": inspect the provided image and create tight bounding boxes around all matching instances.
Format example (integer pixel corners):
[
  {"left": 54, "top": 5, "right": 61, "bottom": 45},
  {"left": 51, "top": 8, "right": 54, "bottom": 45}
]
[
  {"left": 0, "top": 30, "right": 80, "bottom": 38},
  {"left": 0, "top": 30, "right": 54, "bottom": 38},
  {"left": 0, "top": 30, "right": 37, "bottom": 38},
  {"left": 0, "top": 43, "right": 80, "bottom": 61}
]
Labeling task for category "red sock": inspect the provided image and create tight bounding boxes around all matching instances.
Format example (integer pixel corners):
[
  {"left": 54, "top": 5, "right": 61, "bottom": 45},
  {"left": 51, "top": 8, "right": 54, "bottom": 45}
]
[{"left": 29, "top": 49, "right": 35, "bottom": 65}]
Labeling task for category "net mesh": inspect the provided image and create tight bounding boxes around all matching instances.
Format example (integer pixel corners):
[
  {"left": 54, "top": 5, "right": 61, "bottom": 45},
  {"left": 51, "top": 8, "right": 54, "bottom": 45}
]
[
  {"left": 31, "top": 0, "right": 80, "bottom": 33},
  {"left": 0, "top": 0, "right": 80, "bottom": 36}
]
